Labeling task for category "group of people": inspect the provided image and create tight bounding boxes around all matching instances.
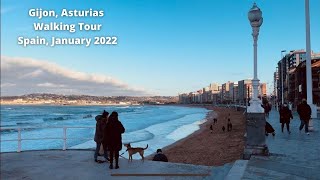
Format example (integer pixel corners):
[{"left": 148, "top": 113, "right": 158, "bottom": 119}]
[
  {"left": 94, "top": 110, "right": 125, "bottom": 169},
  {"left": 209, "top": 116, "right": 233, "bottom": 133},
  {"left": 264, "top": 99, "right": 312, "bottom": 136},
  {"left": 94, "top": 110, "right": 169, "bottom": 170}
]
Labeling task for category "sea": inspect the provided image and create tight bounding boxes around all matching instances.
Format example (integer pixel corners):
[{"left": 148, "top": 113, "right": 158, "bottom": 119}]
[{"left": 0, "top": 105, "right": 210, "bottom": 159}]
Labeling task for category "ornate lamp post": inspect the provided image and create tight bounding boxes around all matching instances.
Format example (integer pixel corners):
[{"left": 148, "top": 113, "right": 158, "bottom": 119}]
[
  {"left": 247, "top": 3, "right": 264, "bottom": 113},
  {"left": 244, "top": 3, "right": 269, "bottom": 159}
]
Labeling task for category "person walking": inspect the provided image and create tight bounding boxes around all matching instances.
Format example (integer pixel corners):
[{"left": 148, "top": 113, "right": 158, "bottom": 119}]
[
  {"left": 297, "top": 99, "right": 311, "bottom": 135},
  {"left": 279, "top": 103, "right": 293, "bottom": 134},
  {"left": 103, "top": 111, "right": 125, "bottom": 169},
  {"left": 94, "top": 110, "right": 109, "bottom": 162},
  {"left": 263, "top": 102, "right": 271, "bottom": 118},
  {"left": 210, "top": 124, "right": 213, "bottom": 133}
]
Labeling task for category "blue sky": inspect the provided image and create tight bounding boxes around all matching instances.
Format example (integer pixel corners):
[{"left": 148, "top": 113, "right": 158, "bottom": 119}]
[{"left": 1, "top": 0, "right": 320, "bottom": 96}]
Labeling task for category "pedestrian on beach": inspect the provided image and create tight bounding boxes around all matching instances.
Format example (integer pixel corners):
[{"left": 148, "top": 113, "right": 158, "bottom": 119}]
[
  {"left": 297, "top": 99, "right": 311, "bottom": 135},
  {"left": 213, "top": 118, "right": 217, "bottom": 124},
  {"left": 227, "top": 119, "right": 232, "bottom": 131},
  {"left": 279, "top": 103, "right": 293, "bottom": 134},
  {"left": 210, "top": 125, "right": 213, "bottom": 133},
  {"left": 222, "top": 126, "right": 225, "bottom": 132},
  {"left": 152, "top": 149, "right": 168, "bottom": 162},
  {"left": 94, "top": 110, "right": 109, "bottom": 162},
  {"left": 103, "top": 111, "right": 125, "bottom": 169}
]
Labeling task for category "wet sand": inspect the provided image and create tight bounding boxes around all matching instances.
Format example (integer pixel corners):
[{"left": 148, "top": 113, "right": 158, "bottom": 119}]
[{"left": 147, "top": 106, "right": 246, "bottom": 166}]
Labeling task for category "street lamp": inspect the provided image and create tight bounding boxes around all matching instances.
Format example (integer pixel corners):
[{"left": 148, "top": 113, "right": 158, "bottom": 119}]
[
  {"left": 281, "top": 50, "right": 286, "bottom": 105},
  {"left": 305, "top": 0, "right": 317, "bottom": 130},
  {"left": 244, "top": 3, "right": 269, "bottom": 159},
  {"left": 247, "top": 3, "right": 264, "bottom": 113}
]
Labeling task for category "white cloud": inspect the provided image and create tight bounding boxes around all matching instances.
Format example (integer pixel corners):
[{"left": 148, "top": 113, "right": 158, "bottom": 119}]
[
  {"left": 37, "top": 82, "right": 66, "bottom": 88},
  {"left": 1, "top": 83, "right": 16, "bottom": 88},
  {"left": 1, "top": 56, "right": 152, "bottom": 96}
]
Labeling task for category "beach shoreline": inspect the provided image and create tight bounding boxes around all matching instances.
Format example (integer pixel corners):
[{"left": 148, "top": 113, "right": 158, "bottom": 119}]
[{"left": 146, "top": 105, "right": 246, "bottom": 166}]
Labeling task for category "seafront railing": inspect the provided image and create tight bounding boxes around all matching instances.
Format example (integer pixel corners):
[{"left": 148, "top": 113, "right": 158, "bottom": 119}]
[{"left": 0, "top": 126, "right": 95, "bottom": 152}]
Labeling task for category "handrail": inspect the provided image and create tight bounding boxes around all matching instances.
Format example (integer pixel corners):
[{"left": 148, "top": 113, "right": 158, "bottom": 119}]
[{"left": 0, "top": 126, "right": 95, "bottom": 152}]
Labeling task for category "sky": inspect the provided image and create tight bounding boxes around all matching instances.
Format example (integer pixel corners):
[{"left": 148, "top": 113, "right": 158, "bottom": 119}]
[{"left": 1, "top": 0, "right": 320, "bottom": 96}]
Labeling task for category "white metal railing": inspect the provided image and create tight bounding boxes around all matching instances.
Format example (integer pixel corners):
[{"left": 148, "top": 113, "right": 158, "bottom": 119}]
[{"left": 0, "top": 126, "right": 95, "bottom": 152}]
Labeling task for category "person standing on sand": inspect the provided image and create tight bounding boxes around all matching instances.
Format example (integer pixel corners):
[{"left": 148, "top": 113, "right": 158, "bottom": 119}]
[
  {"left": 104, "top": 111, "right": 125, "bottom": 169},
  {"left": 279, "top": 103, "right": 293, "bottom": 134},
  {"left": 297, "top": 99, "right": 312, "bottom": 135},
  {"left": 227, "top": 119, "right": 232, "bottom": 131},
  {"left": 214, "top": 118, "right": 218, "bottom": 124},
  {"left": 94, "top": 110, "right": 109, "bottom": 163},
  {"left": 210, "top": 125, "right": 213, "bottom": 133},
  {"left": 222, "top": 126, "right": 225, "bottom": 132}
]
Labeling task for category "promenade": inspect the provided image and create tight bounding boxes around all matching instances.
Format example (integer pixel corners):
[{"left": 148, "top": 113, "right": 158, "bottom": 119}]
[
  {"left": 1, "top": 150, "right": 214, "bottom": 180},
  {"left": 242, "top": 109, "right": 320, "bottom": 179}
]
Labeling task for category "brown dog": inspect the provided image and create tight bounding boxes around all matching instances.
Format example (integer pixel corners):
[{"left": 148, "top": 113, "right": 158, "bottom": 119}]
[{"left": 124, "top": 143, "right": 148, "bottom": 162}]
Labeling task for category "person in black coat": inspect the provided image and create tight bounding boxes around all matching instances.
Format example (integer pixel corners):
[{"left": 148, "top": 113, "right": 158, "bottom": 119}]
[
  {"left": 94, "top": 110, "right": 109, "bottom": 162},
  {"left": 265, "top": 121, "right": 275, "bottom": 136},
  {"left": 103, "top": 111, "right": 125, "bottom": 169},
  {"left": 279, "top": 103, "right": 293, "bottom": 134},
  {"left": 152, "top": 149, "right": 168, "bottom": 162},
  {"left": 297, "top": 99, "right": 312, "bottom": 134}
]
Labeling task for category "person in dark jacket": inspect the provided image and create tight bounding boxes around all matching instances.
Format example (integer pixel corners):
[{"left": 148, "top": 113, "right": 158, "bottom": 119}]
[
  {"left": 103, "top": 111, "right": 125, "bottom": 169},
  {"left": 263, "top": 103, "right": 271, "bottom": 118},
  {"left": 297, "top": 99, "right": 312, "bottom": 135},
  {"left": 279, "top": 103, "right": 293, "bottom": 134},
  {"left": 152, "top": 149, "right": 168, "bottom": 162},
  {"left": 94, "top": 110, "right": 109, "bottom": 162},
  {"left": 265, "top": 121, "right": 275, "bottom": 136}
]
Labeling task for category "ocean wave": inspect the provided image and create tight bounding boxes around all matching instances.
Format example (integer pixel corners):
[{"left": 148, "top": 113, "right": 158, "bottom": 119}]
[
  {"left": 52, "top": 113, "right": 75, "bottom": 116},
  {"left": 43, "top": 116, "right": 73, "bottom": 121},
  {"left": 16, "top": 122, "right": 38, "bottom": 126},
  {"left": 1, "top": 129, "right": 18, "bottom": 133},
  {"left": 166, "top": 119, "right": 206, "bottom": 141},
  {"left": 82, "top": 114, "right": 93, "bottom": 119},
  {"left": 122, "top": 130, "right": 155, "bottom": 144}
]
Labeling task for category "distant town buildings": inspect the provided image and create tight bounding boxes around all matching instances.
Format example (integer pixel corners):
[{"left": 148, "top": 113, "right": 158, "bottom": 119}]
[
  {"left": 274, "top": 49, "right": 320, "bottom": 107},
  {"left": 178, "top": 80, "right": 267, "bottom": 105}
]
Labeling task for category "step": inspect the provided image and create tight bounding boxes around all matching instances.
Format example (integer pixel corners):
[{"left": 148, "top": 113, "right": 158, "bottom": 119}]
[{"left": 243, "top": 155, "right": 320, "bottom": 179}]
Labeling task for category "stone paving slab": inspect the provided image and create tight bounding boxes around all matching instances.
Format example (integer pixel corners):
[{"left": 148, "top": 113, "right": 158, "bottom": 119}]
[
  {"left": 243, "top": 166, "right": 308, "bottom": 180},
  {"left": 0, "top": 150, "right": 212, "bottom": 180},
  {"left": 243, "top": 110, "right": 320, "bottom": 179}
]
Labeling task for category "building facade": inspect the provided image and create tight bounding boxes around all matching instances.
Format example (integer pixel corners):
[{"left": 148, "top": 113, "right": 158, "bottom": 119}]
[{"left": 276, "top": 50, "right": 320, "bottom": 107}]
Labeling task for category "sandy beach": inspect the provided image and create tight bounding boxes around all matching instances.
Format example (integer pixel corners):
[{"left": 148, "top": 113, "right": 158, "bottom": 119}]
[{"left": 147, "top": 106, "right": 246, "bottom": 166}]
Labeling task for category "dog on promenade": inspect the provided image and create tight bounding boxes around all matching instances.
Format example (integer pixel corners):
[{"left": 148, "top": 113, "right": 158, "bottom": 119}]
[{"left": 124, "top": 143, "right": 148, "bottom": 162}]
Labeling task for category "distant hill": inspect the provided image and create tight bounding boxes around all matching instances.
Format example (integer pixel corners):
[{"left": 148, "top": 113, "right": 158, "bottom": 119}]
[{"left": 0, "top": 93, "right": 178, "bottom": 105}]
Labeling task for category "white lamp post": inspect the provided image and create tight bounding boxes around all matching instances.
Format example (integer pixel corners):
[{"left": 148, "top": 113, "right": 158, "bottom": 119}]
[
  {"left": 244, "top": 3, "right": 269, "bottom": 159},
  {"left": 305, "top": 0, "right": 317, "bottom": 130},
  {"left": 281, "top": 50, "right": 286, "bottom": 105},
  {"left": 247, "top": 3, "right": 264, "bottom": 113}
]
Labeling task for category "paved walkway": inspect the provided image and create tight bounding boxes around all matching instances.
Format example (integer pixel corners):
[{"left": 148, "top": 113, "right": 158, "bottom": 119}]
[
  {"left": 1, "top": 150, "right": 234, "bottom": 180},
  {"left": 243, "top": 110, "right": 320, "bottom": 179}
]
